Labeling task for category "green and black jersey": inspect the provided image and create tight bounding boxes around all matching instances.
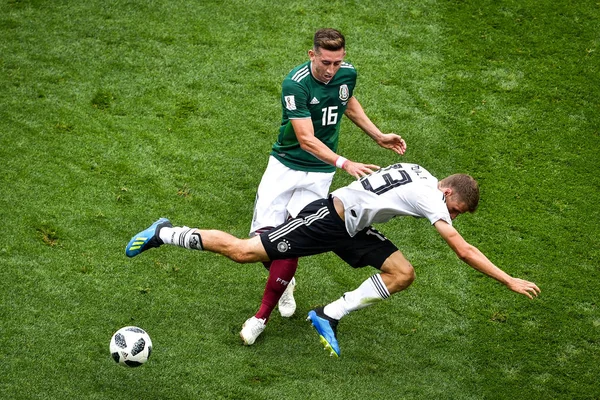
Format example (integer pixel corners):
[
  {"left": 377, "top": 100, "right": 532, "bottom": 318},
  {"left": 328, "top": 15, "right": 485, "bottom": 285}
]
[{"left": 271, "top": 61, "right": 357, "bottom": 172}]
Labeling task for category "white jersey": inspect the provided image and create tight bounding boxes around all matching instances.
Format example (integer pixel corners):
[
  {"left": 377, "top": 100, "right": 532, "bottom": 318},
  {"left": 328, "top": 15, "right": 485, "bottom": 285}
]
[{"left": 331, "top": 163, "right": 452, "bottom": 236}]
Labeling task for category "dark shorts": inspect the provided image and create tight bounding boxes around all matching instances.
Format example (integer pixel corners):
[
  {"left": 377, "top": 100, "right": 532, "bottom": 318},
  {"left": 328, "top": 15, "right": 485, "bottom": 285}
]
[{"left": 260, "top": 197, "right": 398, "bottom": 269}]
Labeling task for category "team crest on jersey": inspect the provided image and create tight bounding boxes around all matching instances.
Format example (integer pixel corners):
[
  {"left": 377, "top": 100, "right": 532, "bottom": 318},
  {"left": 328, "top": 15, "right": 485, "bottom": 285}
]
[
  {"left": 339, "top": 84, "right": 349, "bottom": 102},
  {"left": 284, "top": 95, "right": 297, "bottom": 111}
]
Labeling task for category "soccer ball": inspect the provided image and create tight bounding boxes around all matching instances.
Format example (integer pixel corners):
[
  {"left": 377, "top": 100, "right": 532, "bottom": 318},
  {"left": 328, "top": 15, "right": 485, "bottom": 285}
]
[{"left": 110, "top": 326, "right": 153, "bottom": 367}]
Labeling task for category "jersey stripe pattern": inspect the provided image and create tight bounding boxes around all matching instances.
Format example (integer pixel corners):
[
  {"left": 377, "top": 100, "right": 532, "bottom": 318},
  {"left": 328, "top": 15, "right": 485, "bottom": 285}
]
[
  {"left": 267, "top": 206, "right": 330, "bottom": 242},
  {"left": 292, "top": 66, "right": 310, "bottom": 82}
]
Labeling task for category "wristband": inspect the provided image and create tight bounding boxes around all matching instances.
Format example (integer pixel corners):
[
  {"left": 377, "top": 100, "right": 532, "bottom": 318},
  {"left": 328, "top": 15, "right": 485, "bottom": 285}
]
[{"left": 335, "top": 156, "right": 348, "bottom": 169}]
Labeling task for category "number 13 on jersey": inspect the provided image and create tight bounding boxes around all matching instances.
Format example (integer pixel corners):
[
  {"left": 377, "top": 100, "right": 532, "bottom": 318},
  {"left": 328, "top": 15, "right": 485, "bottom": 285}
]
[{"left": 360, "top": 164, "right": 413, "bottom": 195}]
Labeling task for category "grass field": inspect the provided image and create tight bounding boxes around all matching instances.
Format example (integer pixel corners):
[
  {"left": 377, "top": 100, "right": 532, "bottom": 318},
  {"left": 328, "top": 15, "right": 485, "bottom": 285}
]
[{"left": 1, "top": 0, "right": 598, "bottom": 399}]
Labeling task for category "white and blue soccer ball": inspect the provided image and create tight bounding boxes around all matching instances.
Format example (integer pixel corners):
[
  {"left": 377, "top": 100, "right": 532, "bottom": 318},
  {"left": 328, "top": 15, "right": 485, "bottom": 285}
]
[{"left": 110, "top": 326, "right": 152, "bottom": 367}]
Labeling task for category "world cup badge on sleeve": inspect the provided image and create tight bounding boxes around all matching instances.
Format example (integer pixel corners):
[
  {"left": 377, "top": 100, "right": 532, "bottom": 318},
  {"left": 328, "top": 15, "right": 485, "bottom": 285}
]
[{"left": 285, "top": 95, "right": 297, "bottom": 111}]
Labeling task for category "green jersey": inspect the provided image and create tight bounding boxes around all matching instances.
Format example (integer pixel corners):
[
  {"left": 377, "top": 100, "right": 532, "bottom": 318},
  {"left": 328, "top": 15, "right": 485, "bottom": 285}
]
[{"left": 271, "top": 60, "right": 357, "bottom": 172}]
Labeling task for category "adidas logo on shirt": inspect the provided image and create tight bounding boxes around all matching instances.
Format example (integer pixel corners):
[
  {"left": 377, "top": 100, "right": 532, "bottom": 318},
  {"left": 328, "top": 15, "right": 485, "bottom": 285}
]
[{"left": 310, "top": 97, "right": 320, "bottom": 104}]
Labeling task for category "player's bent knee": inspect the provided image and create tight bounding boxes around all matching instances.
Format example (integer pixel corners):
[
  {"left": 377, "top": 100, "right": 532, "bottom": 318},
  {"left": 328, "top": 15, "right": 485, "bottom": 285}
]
[
  {"left": 391, "top": 263, "right": 415, "bottom": 287},
  {"left": 381, "top": 252, "right": 416, "bottom": 292},
  {"left": 401, "top": 264, "right": 416, "bottom": 286}
]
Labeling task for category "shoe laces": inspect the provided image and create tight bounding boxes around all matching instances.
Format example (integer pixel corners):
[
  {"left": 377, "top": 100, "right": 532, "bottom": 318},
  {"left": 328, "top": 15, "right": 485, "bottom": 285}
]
[{"left": 246, "top": 318, "right": 266, "bottom": 335}]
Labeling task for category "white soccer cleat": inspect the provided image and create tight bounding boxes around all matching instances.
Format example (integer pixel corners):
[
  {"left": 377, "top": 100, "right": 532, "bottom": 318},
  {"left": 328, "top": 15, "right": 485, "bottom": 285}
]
[
  {"left": 240, "top": 316, "right": 266, "bottom": 346},
  {"left": 278, "top": 277, "right": 296, "bottom": 317}
]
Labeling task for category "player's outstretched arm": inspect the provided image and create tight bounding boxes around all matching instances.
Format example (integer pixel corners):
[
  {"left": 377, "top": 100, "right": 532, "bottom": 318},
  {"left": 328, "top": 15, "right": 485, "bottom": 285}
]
[
  {"left": 434, "top": 220, "right": 541, "bottom": 299},
  {"left": 291, "top": 118, "right": 380, "bottom": 179},
  {"left": 343, "top": 97, "right": 407, "bottom": 155}
]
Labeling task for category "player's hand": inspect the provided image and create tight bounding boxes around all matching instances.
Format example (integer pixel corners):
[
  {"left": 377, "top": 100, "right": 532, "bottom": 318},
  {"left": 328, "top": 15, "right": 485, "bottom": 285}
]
[
  {"left": 342, "top": 160, "right": 380, "bottom": 179},
  {"left": 377, "top": 133, "right": 407, "bottom": 155},
  {"left": 506, "top": 277, "right": 541, "bottom": 299}
]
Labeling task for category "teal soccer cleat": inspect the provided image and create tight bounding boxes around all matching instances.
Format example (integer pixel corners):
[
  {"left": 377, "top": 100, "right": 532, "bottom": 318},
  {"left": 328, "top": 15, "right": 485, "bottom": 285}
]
[
  {"left": 307, "top": 307, "right": 340, "bottom": 357},
  {"left": 125, "top": 218, "right": 172, "bottom": 258}
]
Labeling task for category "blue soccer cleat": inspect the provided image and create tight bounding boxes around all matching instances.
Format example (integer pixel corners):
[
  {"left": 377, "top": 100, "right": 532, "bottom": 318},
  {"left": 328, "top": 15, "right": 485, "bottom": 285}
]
[
  {"left": 307, "top": 307, "right": 340, "bottom": 357},
  {"left": 125, "top": 218, "right": 172, "bottom": 258}
]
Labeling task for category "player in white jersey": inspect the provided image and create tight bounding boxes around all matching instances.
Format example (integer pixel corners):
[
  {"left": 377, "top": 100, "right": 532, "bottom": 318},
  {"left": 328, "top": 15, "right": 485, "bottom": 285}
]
[
  {"left": 126, "top": 163, "right": 540, "bottom": 357},
  {"left": 334, "top": 163, "right": 452, "bottom": 235}
]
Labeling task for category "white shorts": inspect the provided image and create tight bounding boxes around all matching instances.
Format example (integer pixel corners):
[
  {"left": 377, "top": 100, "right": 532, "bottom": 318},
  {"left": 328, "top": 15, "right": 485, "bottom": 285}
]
[{"left": 250, "top": 156, "right": 335, "bottom": 235}]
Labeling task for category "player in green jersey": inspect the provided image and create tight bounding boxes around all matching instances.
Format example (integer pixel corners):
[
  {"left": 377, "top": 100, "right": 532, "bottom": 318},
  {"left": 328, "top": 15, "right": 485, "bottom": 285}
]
[
  {"left": 273, "top": 56, "right": 358, "bottom": 172},
  {"left": 244, "top": 28, "right": 407, "bottom": 345}
]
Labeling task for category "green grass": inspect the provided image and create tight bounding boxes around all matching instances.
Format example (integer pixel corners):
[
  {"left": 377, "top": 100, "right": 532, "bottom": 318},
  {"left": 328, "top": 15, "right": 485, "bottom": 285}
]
[{"left": 1, "top": 0, "right": 598, "bottom": 399}]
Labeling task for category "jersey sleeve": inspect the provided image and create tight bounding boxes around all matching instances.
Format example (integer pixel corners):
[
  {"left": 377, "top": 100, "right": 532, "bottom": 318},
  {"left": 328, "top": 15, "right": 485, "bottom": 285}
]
[
  {"left": 281, "top": 78, "right": 310, "bottom": 119},
  {"left": 414, "top": 190, "right": 453, "bottom": 226}
]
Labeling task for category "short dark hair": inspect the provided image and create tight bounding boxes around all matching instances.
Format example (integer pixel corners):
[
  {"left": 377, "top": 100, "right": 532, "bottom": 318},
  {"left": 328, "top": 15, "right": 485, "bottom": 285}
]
[
  {"left": 313, "top": 28, "right": 345, "bottom": 52},
  {"left": 440, "top": 174, "right": 480, "bottom": 212}
]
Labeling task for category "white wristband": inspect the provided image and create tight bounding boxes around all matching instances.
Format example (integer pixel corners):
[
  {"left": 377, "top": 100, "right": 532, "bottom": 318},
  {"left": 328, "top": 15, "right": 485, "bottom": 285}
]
[{"left": 335, "top": 156, "right": 348, "bottom": 169}]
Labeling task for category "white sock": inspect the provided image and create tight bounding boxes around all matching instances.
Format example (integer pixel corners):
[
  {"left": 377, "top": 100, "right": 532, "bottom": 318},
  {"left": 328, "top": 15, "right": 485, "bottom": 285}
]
[
  {"left": 323, "top": 274, "right": 390, "bottom": 320},
  {"left": 159, "top": 226, "right": 203, "bottom": 250}
]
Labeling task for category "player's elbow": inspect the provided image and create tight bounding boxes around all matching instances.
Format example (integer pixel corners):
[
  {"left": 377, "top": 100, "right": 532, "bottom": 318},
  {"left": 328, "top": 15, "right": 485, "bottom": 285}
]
[
  {"left": 343, "top": 108, "right": 356, "bottom": 120},
  {"left": 298, "top": 140, "right": 318, "bottom": 155},
  {"left": 454, "top": 245, "right": 476, "bottom": 263}
]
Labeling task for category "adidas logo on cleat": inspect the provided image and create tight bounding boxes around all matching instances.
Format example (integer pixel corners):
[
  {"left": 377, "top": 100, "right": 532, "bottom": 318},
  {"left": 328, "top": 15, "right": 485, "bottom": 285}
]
[{"left": 128, "top": 237, "right": 148, "bottom": 252}]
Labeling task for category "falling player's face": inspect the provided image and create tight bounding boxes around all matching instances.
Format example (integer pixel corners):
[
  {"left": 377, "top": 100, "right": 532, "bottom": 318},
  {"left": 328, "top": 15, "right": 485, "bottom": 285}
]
[
  {"left": 446, "top": 197, "right": 469, "bottom": 220},
  {"left": 309, "top": 47, "right": 346, "bottom": 84}
]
